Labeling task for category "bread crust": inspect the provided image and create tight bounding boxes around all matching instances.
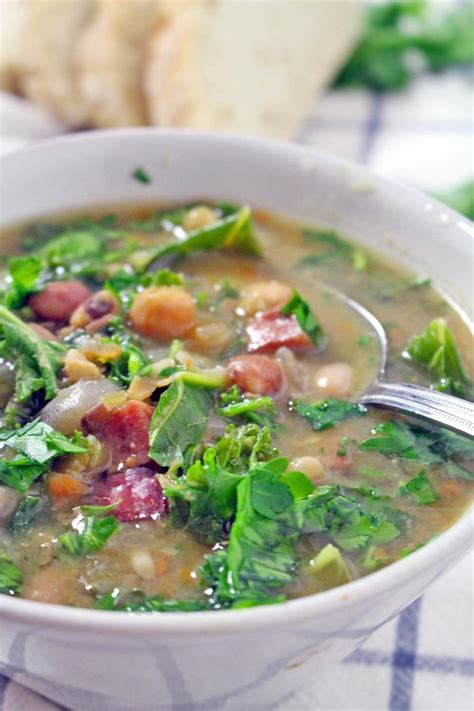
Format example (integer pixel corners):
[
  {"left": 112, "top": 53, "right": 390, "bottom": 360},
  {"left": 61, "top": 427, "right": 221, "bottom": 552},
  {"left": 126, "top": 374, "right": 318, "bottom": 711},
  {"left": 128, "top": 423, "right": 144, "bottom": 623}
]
[
  {"left": 76, "top": 0, "right": 162, "bottom": 127},
  {"left": 12, "top": 0, "right": 96, "bottom": 126}
]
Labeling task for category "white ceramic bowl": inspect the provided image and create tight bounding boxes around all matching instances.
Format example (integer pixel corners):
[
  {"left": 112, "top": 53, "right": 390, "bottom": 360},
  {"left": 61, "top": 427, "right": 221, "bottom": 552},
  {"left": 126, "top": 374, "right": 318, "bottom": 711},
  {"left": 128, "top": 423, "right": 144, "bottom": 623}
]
[{"left": 0, "top": 129, "right": 472, "bottom": 711}]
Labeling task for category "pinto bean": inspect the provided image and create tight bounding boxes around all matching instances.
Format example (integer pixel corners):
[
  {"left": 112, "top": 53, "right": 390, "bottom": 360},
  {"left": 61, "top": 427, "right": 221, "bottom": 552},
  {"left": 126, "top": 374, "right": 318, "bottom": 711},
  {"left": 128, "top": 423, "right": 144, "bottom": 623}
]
[
  {"left": 29, "top": 281, "right": 92, "bottom": 322},
  {"left": 129, "top": 286, "right": 196, "bottom": 340},
  {"left": 70, "top": 290, "right": 119, "bottom": 331},
  {"left": 227, "top": 354, "right": 283, "bottom": 395}
]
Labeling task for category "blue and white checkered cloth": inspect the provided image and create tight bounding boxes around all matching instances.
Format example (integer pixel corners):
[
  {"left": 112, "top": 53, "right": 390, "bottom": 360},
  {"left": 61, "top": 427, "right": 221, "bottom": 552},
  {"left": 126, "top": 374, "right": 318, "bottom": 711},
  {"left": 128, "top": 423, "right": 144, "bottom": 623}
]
[{"left": 0, "top": 65, "right": 473, "bottom": 711}]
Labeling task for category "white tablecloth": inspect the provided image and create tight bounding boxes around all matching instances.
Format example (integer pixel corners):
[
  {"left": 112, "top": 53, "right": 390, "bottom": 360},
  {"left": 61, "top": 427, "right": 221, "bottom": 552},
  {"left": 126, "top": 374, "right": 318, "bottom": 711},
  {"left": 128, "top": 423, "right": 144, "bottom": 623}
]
[{"left": 0, "top": 65, "right": 473, "bottom": 711}]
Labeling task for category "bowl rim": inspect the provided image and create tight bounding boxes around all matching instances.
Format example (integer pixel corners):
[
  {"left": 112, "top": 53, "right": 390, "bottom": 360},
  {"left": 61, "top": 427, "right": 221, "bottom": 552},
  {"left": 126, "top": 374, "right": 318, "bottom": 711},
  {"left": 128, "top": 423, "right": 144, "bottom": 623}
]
[{"left": 0, "top": 127, "right": 472, "bottom": 634}]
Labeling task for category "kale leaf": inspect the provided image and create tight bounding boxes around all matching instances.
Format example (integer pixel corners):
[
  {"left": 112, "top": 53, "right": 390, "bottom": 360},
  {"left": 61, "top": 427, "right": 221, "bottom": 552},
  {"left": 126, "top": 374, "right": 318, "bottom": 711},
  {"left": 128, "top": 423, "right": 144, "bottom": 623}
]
[
  {"left": 0, "top": 419, "right": 87, "bottom": 492},
  {"left": 0, "top": 551, "right": 22, "bottom": 595},
  {"left": 149, "top": 379, "right": 213, "bottom": 468},
  {"left": 360, "top": 421, "right": 439, "bottom": 461},
  {"left": 2, "top": 255, "right": 43, "bottom": 309},
  {"left": 95, "top": 590, "right": 208, "bottom": 612},
  {"left": 405, "top": 318, "right": 472, "bottom": 398},
  {"left": 201, "top": 467, "right": 304, "bottom": 608},
  {"left": 303, "top": 484, "right": 404, "bottom": 551},
  {"left": 59, "top": 508, "right": 120, "bottom": 556},
  {"left": 294, "top": 398, "right": 367, "bottom": 431},
  {"left": 130, "top": 206, "right": 261, "bottom": 273},
  {"left": 0, "top": 305, "right": 65, "bottom": 424},
  {"left": 399, "top": 470, "right": 439, "bottom": 505},
  {"left": 360, "top": 420, "right": 474, "bottom": 482},
  {"left": 217, "top": 386, "right": 277, "bottom": 428},
  {"left": 280, "top": 290, "right": 324, "bottom": 347},
  {"left": 164, "top": 424, "right": 280, "bottom": 543}
]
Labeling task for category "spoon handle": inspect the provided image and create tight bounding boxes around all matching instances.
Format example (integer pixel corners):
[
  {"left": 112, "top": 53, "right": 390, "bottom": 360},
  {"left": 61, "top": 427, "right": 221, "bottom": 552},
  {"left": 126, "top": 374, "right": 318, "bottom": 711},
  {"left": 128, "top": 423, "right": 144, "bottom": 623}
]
[{"left": 360, "top": 381, "right": 474, "bottom": 438}]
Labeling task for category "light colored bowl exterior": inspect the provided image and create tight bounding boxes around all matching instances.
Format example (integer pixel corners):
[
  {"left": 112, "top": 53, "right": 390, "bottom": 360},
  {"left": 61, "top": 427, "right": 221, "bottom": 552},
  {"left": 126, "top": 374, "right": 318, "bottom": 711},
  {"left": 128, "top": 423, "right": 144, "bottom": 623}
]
[{"left": 0, "top": 130, "right": 472, "bottom": 710}]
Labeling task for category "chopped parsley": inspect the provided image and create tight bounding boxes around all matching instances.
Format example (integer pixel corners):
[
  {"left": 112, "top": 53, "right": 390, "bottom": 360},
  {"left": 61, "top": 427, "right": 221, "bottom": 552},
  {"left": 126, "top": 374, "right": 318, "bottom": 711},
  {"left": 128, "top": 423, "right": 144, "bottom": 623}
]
[{"left": 132, "top": 167, "right": 151, "bottom": 184}]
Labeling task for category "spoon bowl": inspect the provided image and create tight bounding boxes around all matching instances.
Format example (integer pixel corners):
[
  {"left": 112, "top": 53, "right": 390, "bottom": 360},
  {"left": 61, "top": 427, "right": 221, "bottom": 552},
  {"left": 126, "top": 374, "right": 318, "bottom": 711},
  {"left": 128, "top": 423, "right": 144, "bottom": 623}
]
[{"left": 345, "top": 295, "right": 474, "bottom": 437}]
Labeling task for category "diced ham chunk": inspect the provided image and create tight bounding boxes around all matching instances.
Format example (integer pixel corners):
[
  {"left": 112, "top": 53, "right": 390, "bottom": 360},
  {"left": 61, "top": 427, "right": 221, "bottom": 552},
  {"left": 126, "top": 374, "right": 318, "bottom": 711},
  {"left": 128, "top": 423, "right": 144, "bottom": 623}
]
[
  {"left": 29, "top": 281, "right": 92, "bottom": 322},
  {"left": 94, "top": 467, "right": 167, "bottom": 522},
  {"left": 227, "top": 354, "right": 283, "bottom": 395},
  {"left": 82, "top": 400, "right": 153, "bottom": 472},
  {"left": 246, "top": 309, "right": 311, "bottom": 353}
]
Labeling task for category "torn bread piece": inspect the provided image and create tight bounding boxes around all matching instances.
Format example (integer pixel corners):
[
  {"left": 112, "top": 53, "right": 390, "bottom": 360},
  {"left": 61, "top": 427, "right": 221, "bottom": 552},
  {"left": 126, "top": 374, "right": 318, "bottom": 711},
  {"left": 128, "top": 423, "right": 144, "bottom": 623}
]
[
  {"left": 12, "top": 0, "right": 96, "bottom": 126},
  {"left": 0, "top": 0, "right": 27, "bottom": 91},
  {"left": 76, "top": 0, "right": 162, "bottom": 127},
  {"left": 146, "top": 0, "right": 362, "bottom": 138}
]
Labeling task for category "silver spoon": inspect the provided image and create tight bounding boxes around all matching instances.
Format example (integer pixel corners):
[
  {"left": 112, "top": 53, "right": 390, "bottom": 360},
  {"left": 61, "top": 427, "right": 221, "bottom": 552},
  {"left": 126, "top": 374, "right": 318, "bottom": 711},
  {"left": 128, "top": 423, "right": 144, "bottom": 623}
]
[{"left": 347, "top": 297, "right": 474, "bottom": 438}]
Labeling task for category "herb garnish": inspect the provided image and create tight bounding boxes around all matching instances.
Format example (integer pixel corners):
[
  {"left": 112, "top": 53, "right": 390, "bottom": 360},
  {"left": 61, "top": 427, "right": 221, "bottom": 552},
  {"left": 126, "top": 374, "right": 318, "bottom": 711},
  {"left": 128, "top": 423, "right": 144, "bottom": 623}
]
[
  {"left": 132, "top": 167, "right": 152, "bottom": 184},
  {"left": 294, "top": 398, "right": 367, "bottom": 431}
]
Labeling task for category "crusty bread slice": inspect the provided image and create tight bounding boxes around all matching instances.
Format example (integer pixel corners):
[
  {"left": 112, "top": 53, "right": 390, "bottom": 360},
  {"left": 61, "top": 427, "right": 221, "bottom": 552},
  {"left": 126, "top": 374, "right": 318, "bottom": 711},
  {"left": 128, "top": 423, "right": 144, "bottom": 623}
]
[
  {"left": 76, "top": 0, "right": 162, "bottom": 127},
  {"left": 145, "top": 0, "right": 362, "bottom": 137},
  {"left": 0, "top": 0, "right": 27, "bottom": 91},
  {"left": 0, "top": 0, "right": 362, "bottom": 136},
  {"left": 11, "top": 0, "right": 96, "bottom": 126}
]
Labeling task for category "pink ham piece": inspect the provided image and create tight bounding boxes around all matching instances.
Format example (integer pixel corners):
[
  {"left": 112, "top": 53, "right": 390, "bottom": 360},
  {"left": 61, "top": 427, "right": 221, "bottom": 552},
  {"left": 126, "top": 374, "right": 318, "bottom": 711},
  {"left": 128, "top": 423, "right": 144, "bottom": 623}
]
[
  {"left": 82, "top": 400, "right": 153, "bottom": 472},
  {"left": 94, "top": 467, "right": 167, "bottom": 522},
  {"left": 246, "top": 309, "right": 311, "bottom": 353}
]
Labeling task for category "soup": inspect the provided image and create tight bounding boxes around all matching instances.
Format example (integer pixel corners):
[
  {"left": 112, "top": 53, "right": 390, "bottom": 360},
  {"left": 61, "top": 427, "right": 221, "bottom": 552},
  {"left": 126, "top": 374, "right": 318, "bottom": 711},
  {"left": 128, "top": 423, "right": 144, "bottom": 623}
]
[{"left": 0, "top": 203, "right": 472, "bottom": 611}]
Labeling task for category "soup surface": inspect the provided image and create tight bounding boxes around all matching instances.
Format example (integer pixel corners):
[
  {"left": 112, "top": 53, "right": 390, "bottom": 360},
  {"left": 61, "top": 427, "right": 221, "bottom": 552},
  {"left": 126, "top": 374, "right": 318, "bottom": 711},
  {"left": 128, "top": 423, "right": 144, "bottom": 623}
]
[{"left": 0, "top": 202, "right": 472, "bottom": 611}]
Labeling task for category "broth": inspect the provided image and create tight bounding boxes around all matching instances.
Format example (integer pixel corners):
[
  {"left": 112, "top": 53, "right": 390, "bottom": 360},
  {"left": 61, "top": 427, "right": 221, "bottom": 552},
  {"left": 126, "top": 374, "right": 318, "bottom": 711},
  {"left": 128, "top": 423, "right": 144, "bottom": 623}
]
[{"left": 0, "top": 204, "right": 472, "bottom": 611}]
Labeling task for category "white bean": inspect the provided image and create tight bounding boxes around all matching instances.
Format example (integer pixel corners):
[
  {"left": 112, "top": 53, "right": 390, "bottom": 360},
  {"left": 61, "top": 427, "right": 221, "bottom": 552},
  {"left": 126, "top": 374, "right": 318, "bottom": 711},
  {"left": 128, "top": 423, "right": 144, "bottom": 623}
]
[
  {"left": 131, "top": 549, "right": 156, "bottom": 580},
  {"left": 314, "top": 363, "right": 353, "bottom": 398},
  {"left": 289, "top": 456, "right": 326, "bottom": 483}
]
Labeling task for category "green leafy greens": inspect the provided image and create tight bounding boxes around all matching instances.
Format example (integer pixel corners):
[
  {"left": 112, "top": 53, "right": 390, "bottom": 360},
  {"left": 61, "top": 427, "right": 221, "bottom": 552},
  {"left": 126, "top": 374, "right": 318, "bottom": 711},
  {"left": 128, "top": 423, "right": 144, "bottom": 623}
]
[
  {"left": 360, "top": 420, "right": 474, "bottom": 481},
  {"left": 130, "top": 206, "right": 261, "bottom": 273},
  {"left": 280, "top": 290, "right": 324, "bottom": 346},
  {"left": 201, "top": 467, "right": 305, "bottom": 608},
  {"left": 164, "top": 424, "right": 279, "bottom": 543},
  {"left": 149, "top": 379, "right": 214, "bottom": 468},
  {"left": 294, "top": 398, "right": 367, "bottom": 431},
  {"left": 217, "top": 386, "right": 277, "bottom": 428},
  {"left": 0, "top": 305, "right": 65, "bottom": 424},
  {"left": 405, "top": 318, "right": 472, "bottom": 398},
  {"left": 0, "top": 419, "right": 87, "bottom": 492},
  {"left": 59, "top": 507, "right": 120, "bottom": 556},
  {"left": 399, "top": 470, "right": 439, "bottom": 506},
  {"left": 0, "top": 551, "right": 22, "bottom": 595},
  {"left": 303, "top": 484, "right": 404, "bottom": 551}
]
